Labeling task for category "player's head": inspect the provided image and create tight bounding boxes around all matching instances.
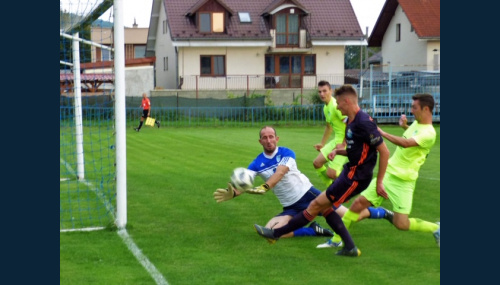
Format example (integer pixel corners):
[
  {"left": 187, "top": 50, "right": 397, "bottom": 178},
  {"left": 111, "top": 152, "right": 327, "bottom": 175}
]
[
  {"left": 317, "top": 80, "right": 332, "bottom": 103},
  {"left": 333, "top": 84, "right": 358, "bottom": 115},
  {"left": 259, "top": 126, "right": 279, "bottom": 154},
  {"left": 142, "top": 92, "right": 147, "bottom": 99},
  {"left": 411, "top": 93, "right": 434, "bottom": 122}
]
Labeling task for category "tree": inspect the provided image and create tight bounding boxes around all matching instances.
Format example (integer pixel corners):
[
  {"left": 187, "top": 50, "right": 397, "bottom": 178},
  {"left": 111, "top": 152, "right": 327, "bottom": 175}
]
[{"left": 344, "top": 46, "right": 381, "bottom": 70}]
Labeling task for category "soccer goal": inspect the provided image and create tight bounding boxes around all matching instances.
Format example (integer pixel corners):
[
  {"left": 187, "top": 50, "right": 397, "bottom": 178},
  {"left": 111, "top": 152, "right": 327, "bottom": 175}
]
[{"left": 60, "top": 0, "right": 126, "bottom": 232}]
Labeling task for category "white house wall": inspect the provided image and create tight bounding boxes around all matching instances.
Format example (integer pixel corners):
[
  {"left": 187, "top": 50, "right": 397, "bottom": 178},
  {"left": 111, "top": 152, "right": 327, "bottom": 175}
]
[
  {"left": 176, "top": 45, "right": 345, "bottom": 90},
  {"left": 426, "top": 41, "right": 440, "bottom": 71},
  {"left": 381, "top": 5, "right": 428, "bottom": 72},
  {"left": 155, "top": 0, "right": 177, "bottom": 89}
]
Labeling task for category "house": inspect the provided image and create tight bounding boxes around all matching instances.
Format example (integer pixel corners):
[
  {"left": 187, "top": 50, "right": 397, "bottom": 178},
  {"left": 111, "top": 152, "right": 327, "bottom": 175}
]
[
  {"left": 91, "top": 22, "right": 149, "bottom": 62},
  {"left": 146, "top": 0, "right": 366, "bottom": 90},
  {"left": 368, "top": 0, "right": 440, "bottom": 72}
]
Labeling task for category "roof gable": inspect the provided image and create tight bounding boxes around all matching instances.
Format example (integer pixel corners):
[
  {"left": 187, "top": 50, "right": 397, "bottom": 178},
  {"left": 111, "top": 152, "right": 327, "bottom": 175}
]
[
  {"left": 261, "top": 0, "right": 309, "bottom": 15},
  {"left": 185, "top": 0, "right": 235, "bottom": 16},
  {"left": 369, "top": 0, "right": 440, "bottom": 46}
]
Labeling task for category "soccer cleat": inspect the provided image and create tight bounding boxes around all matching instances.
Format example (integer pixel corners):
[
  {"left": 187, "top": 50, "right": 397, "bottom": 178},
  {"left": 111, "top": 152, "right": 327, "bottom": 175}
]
[
  {"left": 433, "top": 222, "right": 440, "bottom": 248},
  {"left": 156, "top": 120, "right": 161, "bottom": 128},
  {"left": 316, "top": 238, "right": 343, "bottom": 249},
  {"left": 309, "top": 221, "right": 334, "bottom": 237},
  {"left": 382, "top": 207, "right": 394, "bottom": 224},
  {"left": 134, "top": 128, "right": 140, "bottom": 132},
  {"left": 254, "top": 224, "right": 278, "bottom": 244},
  {"left": 335, "top": 246, "right": 361, "bottom": 257}
]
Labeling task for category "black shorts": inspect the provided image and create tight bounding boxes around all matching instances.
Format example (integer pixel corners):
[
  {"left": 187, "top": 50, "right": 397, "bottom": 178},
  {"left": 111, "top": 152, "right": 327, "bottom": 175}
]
[
  {"left": 325, "top": 172, "right": 372, "bottom": 208},
  {"left": 142, "top": 109, "right": 150, "bottom": 118}
]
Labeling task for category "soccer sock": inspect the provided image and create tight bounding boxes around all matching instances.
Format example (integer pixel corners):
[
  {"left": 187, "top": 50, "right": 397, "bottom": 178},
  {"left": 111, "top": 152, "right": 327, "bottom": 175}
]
[
  {"left": 330, "top": 210, "right": 360, "bottom": 244},
  {"left": 324, "top": 209, "right": 355, "bottom": 250},
  {"left": 293, "top": 227, "right": 316, "bottom": 237},
  {"left": 316, "top": 165, "right": 332, "bottom": 187},
  {"left": 138, "top": 121, "right": 143, "bottom": 129},
  {"left": 368, "top": 207, "right": 386, "bottom": 219},
  {"left": 408, "top": 218, "right": 440, "bottom": 233},
  {"left": 273, "top": 210, "right": 314, "bottom": 238}
]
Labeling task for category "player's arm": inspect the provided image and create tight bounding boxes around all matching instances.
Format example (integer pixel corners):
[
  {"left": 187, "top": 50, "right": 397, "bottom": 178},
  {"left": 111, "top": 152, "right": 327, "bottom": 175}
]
[
  {"left": 327, "top": 142, "right": 347, "bottom": 160},
  {"left": 247, "top": 165, "right": 289, "bottom": 194},
  {"left": 314, "top": 124, "right": 332, "bottom": 151},
  {"left": 378, "top": 127, "right": 418, "bottom": 148},
  {"left": 375, "top": 141, "right": 390, "bottom": 199}
]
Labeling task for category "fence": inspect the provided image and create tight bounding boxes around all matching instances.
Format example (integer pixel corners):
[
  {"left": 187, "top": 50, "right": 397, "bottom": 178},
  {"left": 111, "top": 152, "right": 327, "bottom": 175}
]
[{"left": 60, "top": 101, "right": 439, "bottom": 129}]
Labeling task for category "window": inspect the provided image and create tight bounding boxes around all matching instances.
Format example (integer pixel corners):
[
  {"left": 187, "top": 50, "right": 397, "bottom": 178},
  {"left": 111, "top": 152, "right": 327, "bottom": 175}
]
[
  {"left": 199, "top": 12, "right": 224, "bottom": 33},
  {"left": 163, "top": 20, "right": 168, "bottom": 34},
  {"left": 163, "top": 57, "right": 168, "bottom": 71},
  {"left": 134, "top": 45, "right": 146, "bottom": 58},
  {"left": 238, "top": 12, "right": 251, "bottom": 23},
  {"left": 276, "top": 13, "right": 299, "bottom": 46},
  {"left": 265, "top": 54, "right": 315, "bottom": 88},
  {"left": 396, "top": 24, "right": 401, "bottom": 42},
  {"left": 98, "top": 48, "right": 111, "bottom": 61},
  {"left": 200, "top": 55, "right": 225, "bottom": 76}
]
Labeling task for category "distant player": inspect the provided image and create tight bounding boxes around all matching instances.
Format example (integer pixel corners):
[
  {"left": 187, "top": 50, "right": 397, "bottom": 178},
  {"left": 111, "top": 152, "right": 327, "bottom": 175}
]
[
  {"left": 313, "top": 80, "right": 349, "bottom": 187},
  {"left": 135, "top": 92, "right": 160, "bottom": 131}
]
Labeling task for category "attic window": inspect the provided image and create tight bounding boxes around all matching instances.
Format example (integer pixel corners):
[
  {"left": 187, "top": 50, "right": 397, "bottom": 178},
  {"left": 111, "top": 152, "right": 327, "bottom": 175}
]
[
  {"left": 238, "top": 12, "right": 251, "bottom": 23},
  {"left": 199, "top": 12, "right": 224, "bottom": 33}
]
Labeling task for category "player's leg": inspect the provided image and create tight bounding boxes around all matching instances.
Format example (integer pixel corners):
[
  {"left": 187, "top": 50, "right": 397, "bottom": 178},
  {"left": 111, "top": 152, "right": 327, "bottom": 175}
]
[
  {"left": 136, "top": 110, "right": 147, "bottom": 131},
  {"left": 313, "top": 152, "right": 332, "bottom": 187},
  {"left": 255, "top": 191, "right": 330, "bottom": 240},
  {"left": 386, "top": 177, "right": 439, "bottom": 245}
]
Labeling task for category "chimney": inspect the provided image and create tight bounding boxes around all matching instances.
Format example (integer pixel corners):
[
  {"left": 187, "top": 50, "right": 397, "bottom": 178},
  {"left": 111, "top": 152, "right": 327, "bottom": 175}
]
[{"left": 133, "top": 18, "right": 138, "bottom": 28}]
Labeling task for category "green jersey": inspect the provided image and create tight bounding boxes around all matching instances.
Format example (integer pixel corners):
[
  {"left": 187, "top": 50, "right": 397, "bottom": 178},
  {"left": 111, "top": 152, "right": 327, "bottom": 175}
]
[
  {"left": 323, "top": 98, "right": 347, "bottom": 145},
  {"left": 387, "top": 121, "right": 436, "bottom": 181}
]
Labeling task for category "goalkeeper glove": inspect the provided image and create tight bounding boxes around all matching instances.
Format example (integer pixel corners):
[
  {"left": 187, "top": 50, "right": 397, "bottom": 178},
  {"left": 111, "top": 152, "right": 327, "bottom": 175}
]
[
  {"left": 213, "top": 182, "right": 237, "bottom": 203},
  {"left": 246, "top": 183, "right": 270, "bottom": 195}
]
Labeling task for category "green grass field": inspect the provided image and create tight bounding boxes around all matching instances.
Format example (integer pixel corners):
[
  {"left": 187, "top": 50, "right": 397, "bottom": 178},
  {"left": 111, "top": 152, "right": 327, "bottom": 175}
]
[{"left": 60, "top": 125, "right": 440, "bottom": 284}]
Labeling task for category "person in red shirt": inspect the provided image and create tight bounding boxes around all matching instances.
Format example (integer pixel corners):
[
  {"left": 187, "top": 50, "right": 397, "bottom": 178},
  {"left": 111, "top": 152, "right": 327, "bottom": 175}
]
[{"left": 135, "top": 92, "right": 160, "bottom": 131}]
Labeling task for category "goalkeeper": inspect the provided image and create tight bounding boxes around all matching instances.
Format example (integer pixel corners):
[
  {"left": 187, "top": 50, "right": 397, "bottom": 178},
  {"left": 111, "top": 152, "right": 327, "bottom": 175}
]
[{"left": 214, "top": 126, "right": 391, "bottom": 241}]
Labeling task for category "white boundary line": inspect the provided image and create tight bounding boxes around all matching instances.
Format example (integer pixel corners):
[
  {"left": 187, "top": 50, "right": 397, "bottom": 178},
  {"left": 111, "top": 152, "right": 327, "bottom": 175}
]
[{"left": 60, "top": 158, "right": 168, "bottom": 284}]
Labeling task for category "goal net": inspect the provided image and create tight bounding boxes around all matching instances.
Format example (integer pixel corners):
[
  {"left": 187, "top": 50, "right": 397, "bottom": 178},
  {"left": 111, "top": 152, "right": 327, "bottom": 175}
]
[{"left": 60, "top": 0, "right": 117, "bottom": 232}]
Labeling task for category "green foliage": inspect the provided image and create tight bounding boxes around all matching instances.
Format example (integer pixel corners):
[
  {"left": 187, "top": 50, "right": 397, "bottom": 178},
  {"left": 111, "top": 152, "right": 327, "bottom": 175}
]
[
  {"left": 61, "top": 126, "right": 440, "bottom": 285},
  {"left": 308, "top": 88, "right": 322, "bottom": 105}
]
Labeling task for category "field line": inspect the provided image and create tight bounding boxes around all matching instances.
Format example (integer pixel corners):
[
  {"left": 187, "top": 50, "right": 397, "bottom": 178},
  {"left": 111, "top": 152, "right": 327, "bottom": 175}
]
[{"left": 60, "top": 158, "right": 169, "bottom": 285}]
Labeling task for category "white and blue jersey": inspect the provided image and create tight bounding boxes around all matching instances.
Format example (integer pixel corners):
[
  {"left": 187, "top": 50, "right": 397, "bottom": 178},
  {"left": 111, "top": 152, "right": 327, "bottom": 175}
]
[{"left": 248, "top": 146, "right": 312, "bottom": 207}]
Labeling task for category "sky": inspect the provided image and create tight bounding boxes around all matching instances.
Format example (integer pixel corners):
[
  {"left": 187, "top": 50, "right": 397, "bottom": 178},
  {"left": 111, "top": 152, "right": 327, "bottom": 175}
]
[{"left": 62, "top": 0, "right": 386, "bottom": 36}]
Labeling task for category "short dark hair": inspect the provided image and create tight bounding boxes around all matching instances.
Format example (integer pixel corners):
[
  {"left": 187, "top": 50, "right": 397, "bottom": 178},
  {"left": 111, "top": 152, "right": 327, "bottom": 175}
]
[
  {"left": 259, "top": 126, "right": 277, "bottom": 138},
  {"left": 412, "top": 93, "right": 435, "bottom": 112},
  {"left": 334, "top": 84, "right": 357, "bottom": 98},
  {"left": 318, "top": 80, "right": 331, "bottom": 89}
]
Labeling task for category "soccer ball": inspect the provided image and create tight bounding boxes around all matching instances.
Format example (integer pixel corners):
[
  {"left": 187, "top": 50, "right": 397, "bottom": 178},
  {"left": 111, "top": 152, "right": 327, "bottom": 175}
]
[{"left": 230, "top": 167, "right": 255, "bottom": 191}]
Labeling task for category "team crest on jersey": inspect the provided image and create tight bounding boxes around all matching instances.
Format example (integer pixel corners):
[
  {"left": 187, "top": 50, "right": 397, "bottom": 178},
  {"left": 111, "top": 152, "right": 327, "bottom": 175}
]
[
  {"left": 276, "top": 155, "right": 281, "bottom": 162},
  {"left": 260, "top": 162, "right": 265, "bottom": 167},
  {"left": 347, "top": 128, "right": 353, "bottom": 138}
]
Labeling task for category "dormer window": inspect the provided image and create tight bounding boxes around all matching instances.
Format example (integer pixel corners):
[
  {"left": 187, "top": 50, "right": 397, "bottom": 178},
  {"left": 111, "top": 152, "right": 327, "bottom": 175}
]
[
  {"left": 275, "top": 12, "right": 299, "bottom": 46},
  {"left": 199, "top": 12, "right": 224, "bottom": 33}
]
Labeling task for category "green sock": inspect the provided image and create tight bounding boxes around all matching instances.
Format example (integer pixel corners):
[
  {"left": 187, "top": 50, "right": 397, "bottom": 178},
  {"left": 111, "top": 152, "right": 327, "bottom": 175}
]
[
  {"left": 316, "top": 166, "right": 332, "bottom": 187},
  {"left": 408, "top": 218, "right": 439, "bottom": 233}
]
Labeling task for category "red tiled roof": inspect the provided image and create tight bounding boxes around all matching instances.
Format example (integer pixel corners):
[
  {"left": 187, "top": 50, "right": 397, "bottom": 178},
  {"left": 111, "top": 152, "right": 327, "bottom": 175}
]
[
  {"left": 164, "top": 0, "right": 363, "bottom": 40},
  {"left": 60, "top": 73, "right": 114, "bottom": 82},
  {"left": 369, "top": 0, "right": 439, "bottom": 46},
  {"left": 399, "top": 0, "right": 440, "bottom": 38}
]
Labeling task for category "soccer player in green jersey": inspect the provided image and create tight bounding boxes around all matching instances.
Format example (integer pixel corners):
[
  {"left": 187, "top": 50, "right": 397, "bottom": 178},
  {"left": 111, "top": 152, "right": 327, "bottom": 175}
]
[
  {"left": 320, "top": 93, "right": 440, "bottom": 249},
  {"left": 313, "top": 81, "right": 349, "bottom": 187}
]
